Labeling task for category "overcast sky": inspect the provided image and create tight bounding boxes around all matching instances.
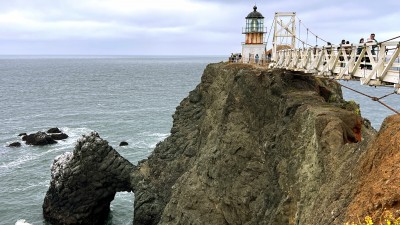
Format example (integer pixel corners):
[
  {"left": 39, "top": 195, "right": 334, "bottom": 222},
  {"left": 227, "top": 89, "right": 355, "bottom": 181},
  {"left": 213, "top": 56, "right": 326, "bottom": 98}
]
[{"left": 0, "top": 0, "right": 398, "bottom": 55}]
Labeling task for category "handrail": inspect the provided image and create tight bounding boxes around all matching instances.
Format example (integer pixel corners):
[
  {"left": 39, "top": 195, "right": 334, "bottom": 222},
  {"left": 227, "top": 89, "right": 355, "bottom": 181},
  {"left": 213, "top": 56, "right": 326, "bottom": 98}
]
[{"left": 273, "top": 40, "right": 400, "bottom": 94}]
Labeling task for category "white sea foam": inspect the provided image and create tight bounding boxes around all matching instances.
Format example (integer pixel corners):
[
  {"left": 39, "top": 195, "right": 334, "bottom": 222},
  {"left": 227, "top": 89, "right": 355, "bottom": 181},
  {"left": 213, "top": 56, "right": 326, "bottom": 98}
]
[
  {"left": 0, "top": 154, "right": 37, "bottom": 170},
  {"left": 12, "top": 180, "right": 49, "bottom": 192},
  {"left": 56, "top": 127, "right": 93, "bottom": 145},
  {"left": 15, "top": 219, "right": 32, "bottom": 225},
  {"left": 146, "top": 132, "right": 170, "bottom": 138}
]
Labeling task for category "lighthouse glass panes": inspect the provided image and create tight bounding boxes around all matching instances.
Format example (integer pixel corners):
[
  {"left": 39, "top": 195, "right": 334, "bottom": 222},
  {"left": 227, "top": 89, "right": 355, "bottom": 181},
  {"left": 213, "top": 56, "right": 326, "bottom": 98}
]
[{"left": 245, "top": 18, "right": 264, "bottom": 33}]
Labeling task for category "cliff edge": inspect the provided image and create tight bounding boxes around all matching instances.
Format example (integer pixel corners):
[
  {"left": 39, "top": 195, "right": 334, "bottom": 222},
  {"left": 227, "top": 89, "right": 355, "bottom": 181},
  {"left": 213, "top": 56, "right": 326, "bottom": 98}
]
[{"left": 131, "top": 62, "right": 376, "bottom": 225}]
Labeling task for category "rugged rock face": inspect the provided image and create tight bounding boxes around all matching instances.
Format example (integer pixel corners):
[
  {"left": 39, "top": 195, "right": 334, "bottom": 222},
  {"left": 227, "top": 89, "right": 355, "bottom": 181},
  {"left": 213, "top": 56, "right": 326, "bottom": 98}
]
[
  {"left": 43, "top": 132, "right": 135, "bottom": 225},
  {"left": 131, "top": 63, "right": 377, "bottom": 225},
  {"left": 345, "top": 114, "right": 400, "bottom": 222}
]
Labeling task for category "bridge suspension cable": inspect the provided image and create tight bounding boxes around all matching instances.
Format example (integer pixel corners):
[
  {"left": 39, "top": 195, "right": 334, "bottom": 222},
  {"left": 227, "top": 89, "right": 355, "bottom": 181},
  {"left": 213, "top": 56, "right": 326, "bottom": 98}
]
[
  {"left": 334, "top": 80, "right": 399, "bottom": 114},
  {"left": 296, "top": 16, "right": 329, "bottom": 45},
  {"left": 379, "top": 35, "right": 400, "bottom": 44},
  {"left": 265, "top": 18, "right": 275, "bottom": 51}
]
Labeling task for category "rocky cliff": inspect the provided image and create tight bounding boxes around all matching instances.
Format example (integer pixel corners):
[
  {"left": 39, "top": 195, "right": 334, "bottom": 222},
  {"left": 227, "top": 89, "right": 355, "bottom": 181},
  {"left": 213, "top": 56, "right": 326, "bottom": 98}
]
[
  {"left": 131, "top": 63, "right": 376, "bottom": 225},
  {"left": 43, "top": 62, "right": 400, "bottom": 225}
]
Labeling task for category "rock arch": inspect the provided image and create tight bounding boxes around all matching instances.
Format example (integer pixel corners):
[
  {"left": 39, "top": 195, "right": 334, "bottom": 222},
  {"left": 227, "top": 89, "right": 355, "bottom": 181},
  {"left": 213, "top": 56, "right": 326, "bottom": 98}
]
[{"left": 43, "top": 132, "right": 135, "bottom": 225}]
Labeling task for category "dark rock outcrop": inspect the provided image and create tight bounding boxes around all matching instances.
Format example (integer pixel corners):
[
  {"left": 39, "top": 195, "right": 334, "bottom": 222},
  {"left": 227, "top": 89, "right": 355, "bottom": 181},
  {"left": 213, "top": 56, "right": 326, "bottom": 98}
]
[
  {"left": 131, "top": 63, "right": 376, "bottom": 225},
  {"left": 7, "top": 142, "right": 21, "bottom": 147},
  {"left": 50, "top": 133, "right": 69, "bottom": 140},
  {"left": 119, "top": 141, "right": 129, "bottom": 146},
  {"left": 24, "top": 131, "right": 57, "bottom": 145},
  {"left": 43, "top": 132, "right": 135, "bottom": 225},
  {"left": 47, "top": 127, "right": 62, "bottom": 133},
  {"left": 18, "top": 133, "right": 27, "bottom": 137}
]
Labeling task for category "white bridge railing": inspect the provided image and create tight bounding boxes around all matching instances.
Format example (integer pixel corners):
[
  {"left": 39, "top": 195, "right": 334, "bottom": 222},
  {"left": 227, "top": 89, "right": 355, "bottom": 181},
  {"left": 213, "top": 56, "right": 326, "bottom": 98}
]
[{"left": 273, "top": 41, "right": 400, "bottom": 93}]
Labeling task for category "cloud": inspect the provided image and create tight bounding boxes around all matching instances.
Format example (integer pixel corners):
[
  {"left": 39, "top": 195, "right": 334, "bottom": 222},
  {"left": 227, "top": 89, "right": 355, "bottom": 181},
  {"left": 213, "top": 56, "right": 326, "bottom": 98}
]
[{"left": 0, "top": 0, "right": 398, "bottom": 54}]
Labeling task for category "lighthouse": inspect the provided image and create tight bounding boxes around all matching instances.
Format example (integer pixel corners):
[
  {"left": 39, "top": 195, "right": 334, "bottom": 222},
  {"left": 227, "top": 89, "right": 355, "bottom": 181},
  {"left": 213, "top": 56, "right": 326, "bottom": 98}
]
[{"left": 242, "top": 6, "right": 266, "bottom": 64}]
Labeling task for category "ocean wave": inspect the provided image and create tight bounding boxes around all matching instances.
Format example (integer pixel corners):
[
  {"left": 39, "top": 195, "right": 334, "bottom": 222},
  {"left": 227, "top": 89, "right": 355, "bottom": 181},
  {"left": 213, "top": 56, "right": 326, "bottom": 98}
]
[
  {"left": 12, "top": 180, "right": 49, "bottom": 192},
  {"left": 0, "top": 154, "right": 39, "bottom": 170},
  {"left": 126, "top": 132, "right": 169, "bottom": 149}
]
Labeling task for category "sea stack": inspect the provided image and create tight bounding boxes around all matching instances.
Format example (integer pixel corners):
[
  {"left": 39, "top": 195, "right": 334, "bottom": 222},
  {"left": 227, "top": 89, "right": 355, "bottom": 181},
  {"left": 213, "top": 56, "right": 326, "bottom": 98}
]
[{"left": 42, "top": 132, "right": 135, "bottom": 225}]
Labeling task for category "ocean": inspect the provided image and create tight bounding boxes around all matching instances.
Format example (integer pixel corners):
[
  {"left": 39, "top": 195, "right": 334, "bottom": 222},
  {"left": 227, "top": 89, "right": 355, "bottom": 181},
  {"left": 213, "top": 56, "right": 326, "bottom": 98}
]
[{"left": 0, "top": 56, "right": 398, "bottom": 225}]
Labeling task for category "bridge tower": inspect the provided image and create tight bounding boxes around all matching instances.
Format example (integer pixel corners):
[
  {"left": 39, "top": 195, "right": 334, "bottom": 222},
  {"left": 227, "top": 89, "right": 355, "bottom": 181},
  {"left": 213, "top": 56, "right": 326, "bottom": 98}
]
[
  {"left": 272, "top": 12, "right": 296, "bottom": 62},
  {"left": 242, "top": 6, "right": 266, "bottom": 63}
]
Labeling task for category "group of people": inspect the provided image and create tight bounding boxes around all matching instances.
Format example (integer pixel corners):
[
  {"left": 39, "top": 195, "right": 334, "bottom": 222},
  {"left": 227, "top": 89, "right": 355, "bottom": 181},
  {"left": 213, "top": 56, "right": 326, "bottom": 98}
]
[
  {"left": 328, "top": 33, "right": 378, "bottom": 69},
  {"left": 229, "top": 53, "right": 242, "bottom": 63},
  {"left": 357, "top": 33, "right": 378, "bottom": 69}
]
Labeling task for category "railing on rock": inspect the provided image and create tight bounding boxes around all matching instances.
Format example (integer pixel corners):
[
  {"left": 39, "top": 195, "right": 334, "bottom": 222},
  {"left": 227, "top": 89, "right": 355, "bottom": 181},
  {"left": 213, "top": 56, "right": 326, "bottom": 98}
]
[{"left": 273, "top": 41, "right": 400, "bottom": 94}]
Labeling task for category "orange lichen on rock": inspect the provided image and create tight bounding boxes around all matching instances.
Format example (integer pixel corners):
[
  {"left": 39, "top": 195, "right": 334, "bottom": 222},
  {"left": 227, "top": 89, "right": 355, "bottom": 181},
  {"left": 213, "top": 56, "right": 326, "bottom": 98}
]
[{"left": 352, "top": 116, "right": 362, "bottom": 143}]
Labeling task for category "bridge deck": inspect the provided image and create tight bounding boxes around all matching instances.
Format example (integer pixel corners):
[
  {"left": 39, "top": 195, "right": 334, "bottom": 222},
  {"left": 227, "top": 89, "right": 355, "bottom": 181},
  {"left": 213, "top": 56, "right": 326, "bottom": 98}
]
[{"left": 273, "top": 41, "right": 400, "bottom": 94}]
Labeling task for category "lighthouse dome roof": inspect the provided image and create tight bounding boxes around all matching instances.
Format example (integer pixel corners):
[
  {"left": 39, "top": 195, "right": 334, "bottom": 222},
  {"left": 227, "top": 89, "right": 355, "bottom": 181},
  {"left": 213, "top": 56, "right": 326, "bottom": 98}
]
[{"left": 246, "top": 6, "right": 264, "bottom": 19}]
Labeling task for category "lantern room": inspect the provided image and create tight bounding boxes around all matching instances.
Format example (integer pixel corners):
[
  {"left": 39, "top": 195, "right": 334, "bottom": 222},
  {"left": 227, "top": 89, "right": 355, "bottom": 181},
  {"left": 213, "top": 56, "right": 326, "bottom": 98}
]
[{"left": 243, "top": 6, "right": 265, "bottom": 44}]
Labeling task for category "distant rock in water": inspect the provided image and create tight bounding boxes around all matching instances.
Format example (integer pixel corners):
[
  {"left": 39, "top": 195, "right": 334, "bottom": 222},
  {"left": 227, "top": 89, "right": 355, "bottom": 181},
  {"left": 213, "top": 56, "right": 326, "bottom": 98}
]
[
  {"left": 7, "top": 142, "right": 21, "bottom": 147},
  {"left": 18, "top": 128, "right": 68, "bottom": 145},
  {"left": 50, "top": 133, "right": 69, "bottom": 140},
  {"left": 47, "top": 127, "right": 62, "bottom": 133},
  {"left": 24, "top": 131, "right": 57, "bottom": 145},
  {"left": 119, "top": 141, "right": 128, "bottom": 146},
  {"left": 42, "top": 132, "right": 135, "bottom": 225}
]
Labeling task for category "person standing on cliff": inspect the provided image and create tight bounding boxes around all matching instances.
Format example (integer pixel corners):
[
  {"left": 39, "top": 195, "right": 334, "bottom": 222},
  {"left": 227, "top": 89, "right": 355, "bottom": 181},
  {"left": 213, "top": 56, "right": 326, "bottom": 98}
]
[{"left": 255, "top": 54, "right": 259, "bottom": 64}]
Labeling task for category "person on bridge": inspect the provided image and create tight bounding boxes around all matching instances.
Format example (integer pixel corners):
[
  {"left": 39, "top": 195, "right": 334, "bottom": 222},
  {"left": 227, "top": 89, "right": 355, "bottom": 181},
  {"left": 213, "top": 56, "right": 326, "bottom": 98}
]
[
  {"left": 338, "top": 40, "right": 346, "bottom": 67},
  {"left": 366, "top": 33, "right": 378, "bottom": 69},
  {"left": 367, "top": 33, "right": 378, "bottom": 55},
  {"left": 357, "top": 38, "right": 365, "bottom": 69}
]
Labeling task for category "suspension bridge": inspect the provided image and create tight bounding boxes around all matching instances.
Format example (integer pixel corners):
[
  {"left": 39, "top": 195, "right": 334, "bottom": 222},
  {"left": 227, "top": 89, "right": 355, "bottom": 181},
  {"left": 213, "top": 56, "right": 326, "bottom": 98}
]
[
  {"left": 271, "top": 13, "right": 400, "bottom": 92},
  {"left": 236, "top": 8, "right": 400, "bottom": 113}
]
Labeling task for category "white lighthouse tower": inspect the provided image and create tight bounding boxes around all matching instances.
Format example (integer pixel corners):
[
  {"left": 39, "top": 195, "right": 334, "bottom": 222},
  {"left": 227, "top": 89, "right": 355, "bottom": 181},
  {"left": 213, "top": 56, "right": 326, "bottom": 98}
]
[{"left": 242, "top": 6, "right": 266, "bottom": 64}]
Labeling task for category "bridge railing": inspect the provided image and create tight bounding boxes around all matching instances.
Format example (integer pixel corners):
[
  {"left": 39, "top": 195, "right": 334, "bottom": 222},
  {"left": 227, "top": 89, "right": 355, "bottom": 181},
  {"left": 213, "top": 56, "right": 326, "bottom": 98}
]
[{"left": 274, "top": 41, "right": 400, "bottom": 93}]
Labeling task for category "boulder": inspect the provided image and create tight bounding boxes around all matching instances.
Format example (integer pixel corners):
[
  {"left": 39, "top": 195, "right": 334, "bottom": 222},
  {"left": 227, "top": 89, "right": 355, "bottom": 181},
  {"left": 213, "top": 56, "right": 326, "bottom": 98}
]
[
  {"left": 24, "top": 131, "right": 57, "bottom": 145},
  {"left": 119, "top": 141, "right": 128, "bottom": 146},
  {"left": 47, "top": 128, "right": 62, "bottom": 133},
  {"left": 7, "top": 142, "right": 21, "bottom": 147},
  {"left": 18, "top": 133, "right": 27, "bottom": 137},
  {"left": 50, "top": 133, "right": 69, "bottom": 140}
]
